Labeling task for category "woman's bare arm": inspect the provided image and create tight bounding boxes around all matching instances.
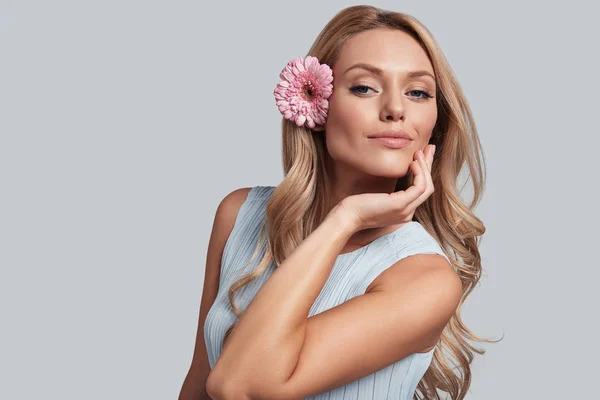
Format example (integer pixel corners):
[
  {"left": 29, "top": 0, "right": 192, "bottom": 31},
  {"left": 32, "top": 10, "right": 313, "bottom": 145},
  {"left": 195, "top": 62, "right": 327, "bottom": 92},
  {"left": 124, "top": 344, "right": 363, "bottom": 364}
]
[
  {"left": 206, "top": 204, "right": 460, "bottom": 400},
  {"left": 178, "top": 188, "right": 253, "bottom": 400}
]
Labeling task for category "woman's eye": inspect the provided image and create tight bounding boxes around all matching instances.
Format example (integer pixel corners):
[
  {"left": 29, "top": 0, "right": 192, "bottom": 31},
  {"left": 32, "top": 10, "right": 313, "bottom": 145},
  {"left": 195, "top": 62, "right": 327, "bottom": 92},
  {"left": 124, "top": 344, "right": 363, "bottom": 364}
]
[
  {"left": 350, "top": 85, "right": 434, "bottom": 100},
  {"left": 408, "top": 90, "right": 434, "bottom": 99},
  {"left": 349, "top": 84, "right": 375, "bottom": 95}
]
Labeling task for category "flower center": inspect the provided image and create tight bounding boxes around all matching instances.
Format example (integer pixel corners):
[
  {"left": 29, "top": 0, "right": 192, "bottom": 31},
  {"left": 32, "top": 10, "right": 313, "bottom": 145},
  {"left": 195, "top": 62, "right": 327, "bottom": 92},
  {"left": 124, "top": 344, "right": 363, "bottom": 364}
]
[{"left": 303, "top": 81, "right": 316, "bottom": 100}]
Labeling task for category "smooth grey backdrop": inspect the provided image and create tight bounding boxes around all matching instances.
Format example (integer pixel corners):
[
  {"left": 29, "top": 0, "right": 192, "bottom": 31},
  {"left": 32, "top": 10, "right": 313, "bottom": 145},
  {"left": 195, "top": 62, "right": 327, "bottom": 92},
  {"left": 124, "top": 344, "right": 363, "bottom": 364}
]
[{"left": 1, "top": 1, "right": 598, "bottom": 399}]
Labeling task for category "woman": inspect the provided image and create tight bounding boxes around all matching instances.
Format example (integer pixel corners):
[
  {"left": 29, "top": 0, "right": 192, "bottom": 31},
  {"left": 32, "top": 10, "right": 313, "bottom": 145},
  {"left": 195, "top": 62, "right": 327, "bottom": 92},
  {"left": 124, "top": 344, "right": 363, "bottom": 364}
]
[{"left": 181, "top": 5, "right": 497, "bottom": 400}]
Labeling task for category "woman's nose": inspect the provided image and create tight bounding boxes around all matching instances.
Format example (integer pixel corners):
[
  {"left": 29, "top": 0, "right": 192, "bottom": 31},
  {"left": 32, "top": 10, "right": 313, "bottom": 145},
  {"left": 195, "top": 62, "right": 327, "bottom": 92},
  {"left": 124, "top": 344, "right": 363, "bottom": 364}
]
[{"left": 380, "top": 93, "right": 405, "bottom": 121}]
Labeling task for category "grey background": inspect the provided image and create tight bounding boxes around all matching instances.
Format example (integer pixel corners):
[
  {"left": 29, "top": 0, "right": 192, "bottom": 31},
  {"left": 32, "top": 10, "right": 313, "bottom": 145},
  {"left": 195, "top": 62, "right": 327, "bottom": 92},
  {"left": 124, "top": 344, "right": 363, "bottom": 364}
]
[{"left": 1, "top": 1, "right": 598, "bottom": 399}]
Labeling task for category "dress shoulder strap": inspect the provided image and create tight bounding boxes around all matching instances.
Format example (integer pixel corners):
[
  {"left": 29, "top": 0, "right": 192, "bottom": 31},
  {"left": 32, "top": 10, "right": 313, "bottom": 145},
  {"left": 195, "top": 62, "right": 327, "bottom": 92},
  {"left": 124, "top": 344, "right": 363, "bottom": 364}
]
[{"left": 219, "top": 186, "right": 275, "bottom": 287}]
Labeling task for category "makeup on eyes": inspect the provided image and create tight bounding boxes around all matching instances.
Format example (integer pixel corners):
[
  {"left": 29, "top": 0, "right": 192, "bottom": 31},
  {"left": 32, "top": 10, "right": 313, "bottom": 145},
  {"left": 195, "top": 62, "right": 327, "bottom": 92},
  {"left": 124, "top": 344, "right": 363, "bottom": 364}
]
[{"left": 349, "top": 84, "right": 433, "bottom": 99}]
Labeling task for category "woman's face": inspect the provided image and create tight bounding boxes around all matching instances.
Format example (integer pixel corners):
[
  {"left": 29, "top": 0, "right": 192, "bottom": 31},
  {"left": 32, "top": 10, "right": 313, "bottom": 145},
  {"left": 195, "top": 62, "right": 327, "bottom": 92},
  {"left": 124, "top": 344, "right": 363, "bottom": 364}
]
[{"left": 321, "top": 28, "right": 438, "bottom": 186}]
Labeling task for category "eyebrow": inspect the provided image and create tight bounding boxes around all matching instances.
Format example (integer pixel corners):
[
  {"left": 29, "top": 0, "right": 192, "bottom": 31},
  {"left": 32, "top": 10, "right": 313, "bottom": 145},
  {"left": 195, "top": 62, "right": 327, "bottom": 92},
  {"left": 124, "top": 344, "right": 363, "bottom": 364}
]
[{"left": 343, "top": 63, "right": 435, "bottom": 81}]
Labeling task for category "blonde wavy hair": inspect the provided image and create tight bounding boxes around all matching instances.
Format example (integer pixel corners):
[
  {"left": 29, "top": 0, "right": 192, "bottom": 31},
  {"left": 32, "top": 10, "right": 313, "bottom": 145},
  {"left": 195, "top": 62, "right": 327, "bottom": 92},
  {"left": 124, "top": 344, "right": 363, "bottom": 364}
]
[{"left": 221, "top": 5, "right": 501, "bottom": 400}]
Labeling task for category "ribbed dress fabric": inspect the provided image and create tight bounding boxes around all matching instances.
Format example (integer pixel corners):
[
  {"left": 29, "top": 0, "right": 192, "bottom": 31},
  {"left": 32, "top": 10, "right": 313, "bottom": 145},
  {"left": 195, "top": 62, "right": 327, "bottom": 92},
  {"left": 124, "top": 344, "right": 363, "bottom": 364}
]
[{"left": 204, "top": 186, "right": 450, "bottom": 399}]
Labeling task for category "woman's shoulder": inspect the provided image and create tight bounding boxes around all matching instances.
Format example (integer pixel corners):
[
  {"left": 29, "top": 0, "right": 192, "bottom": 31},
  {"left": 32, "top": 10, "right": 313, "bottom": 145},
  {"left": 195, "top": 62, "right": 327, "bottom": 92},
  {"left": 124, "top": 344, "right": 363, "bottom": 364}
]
[
  {"left": 219, "top": 185, "right": 275, "bottom": 207},
  {"left": 388, "top": 221, "right": 450, "bottom": 262},
  {"left": 217, "top": 186, "right": 276, "bottom": 227},
  {"left": 247, "top": 185, "right": 277, "bottom": 201}
]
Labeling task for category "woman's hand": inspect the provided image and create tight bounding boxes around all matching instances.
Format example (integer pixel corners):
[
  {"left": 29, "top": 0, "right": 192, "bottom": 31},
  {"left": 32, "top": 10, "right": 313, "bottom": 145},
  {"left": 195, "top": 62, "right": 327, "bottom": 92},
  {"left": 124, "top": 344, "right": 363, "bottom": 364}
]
[{"left": 339, "top": 144, "right": 436, "bottom": 231}]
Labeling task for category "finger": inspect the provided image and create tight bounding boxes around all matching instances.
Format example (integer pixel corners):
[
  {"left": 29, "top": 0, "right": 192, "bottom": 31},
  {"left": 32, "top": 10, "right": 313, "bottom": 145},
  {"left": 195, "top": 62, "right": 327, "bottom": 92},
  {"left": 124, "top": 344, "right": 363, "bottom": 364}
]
[
  {"left": 403, "top": 157, "right": 427, "bottom": 201},
  {"left": 422, "top": 146, "right": 431, "bottom": 173},
  {"left": 395, "top": 149, "right": 434, "bottom": 216},
  {"left": 407, "top": 156, "right": 418, "bottom": 187},
  {"left": 406, "top": 151, "right": 432, "bottom": 209},
  {"left": 416, "top": 150, "right": 431, "bottom": 189},
  {"left": 416, "top": 152, "right": 429, "bottom": 190},
  {"left": 410, "top": 150, "right": 423, "bottom": 181},
  {"left": 395, "top": 160, "right": 424, "bottom": 204},
  {"left": 418, "top": 150, "right": 433, "bottom": 191},
  {"left": 396, "top": 151, "right": 428, "bottom": 198},
  {"left": 427, "top": 145, "right": 434, "bottom": 172}
]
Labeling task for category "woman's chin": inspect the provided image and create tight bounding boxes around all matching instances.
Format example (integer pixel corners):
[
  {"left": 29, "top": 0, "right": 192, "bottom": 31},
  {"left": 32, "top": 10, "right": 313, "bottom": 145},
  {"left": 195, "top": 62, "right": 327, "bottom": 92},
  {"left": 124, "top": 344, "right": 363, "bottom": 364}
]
[{"left": 370, "top": 168, "right": 410, "bottom": 180}]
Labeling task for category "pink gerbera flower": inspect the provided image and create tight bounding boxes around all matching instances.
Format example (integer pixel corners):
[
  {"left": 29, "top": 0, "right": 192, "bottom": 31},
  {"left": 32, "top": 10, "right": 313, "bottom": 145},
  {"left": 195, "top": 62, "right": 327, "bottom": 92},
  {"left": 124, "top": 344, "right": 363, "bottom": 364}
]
[{"left": 273, "top": 55, "right": 334, "bottom": 129}]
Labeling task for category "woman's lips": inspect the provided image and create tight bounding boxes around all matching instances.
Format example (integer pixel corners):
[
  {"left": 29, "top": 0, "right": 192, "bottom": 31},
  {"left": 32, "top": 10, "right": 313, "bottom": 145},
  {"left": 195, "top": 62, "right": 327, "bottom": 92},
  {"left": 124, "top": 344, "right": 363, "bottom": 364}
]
[{"left": 369, "top": 137, "right": 413, "bottom": 149}]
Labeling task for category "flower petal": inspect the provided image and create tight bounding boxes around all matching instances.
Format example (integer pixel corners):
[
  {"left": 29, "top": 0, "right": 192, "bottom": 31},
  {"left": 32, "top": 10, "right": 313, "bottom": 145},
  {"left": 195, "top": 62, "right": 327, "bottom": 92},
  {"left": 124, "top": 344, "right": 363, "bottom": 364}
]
[{"left": 295, "top": 114, "right": 306, "bottom": 126}]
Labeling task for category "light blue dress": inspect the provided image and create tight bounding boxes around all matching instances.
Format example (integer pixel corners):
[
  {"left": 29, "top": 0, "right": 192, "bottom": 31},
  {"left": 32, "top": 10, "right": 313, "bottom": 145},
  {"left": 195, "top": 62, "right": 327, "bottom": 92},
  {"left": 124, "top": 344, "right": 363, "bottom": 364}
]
[{"left": 204, "top": 186, "right": 450, "bottom": 399}]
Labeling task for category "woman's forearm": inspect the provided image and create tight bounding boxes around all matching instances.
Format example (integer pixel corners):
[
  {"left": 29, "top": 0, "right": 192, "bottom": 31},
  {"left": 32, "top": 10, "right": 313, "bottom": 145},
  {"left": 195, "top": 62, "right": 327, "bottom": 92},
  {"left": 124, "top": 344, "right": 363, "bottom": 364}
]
[{"left": 207, "top": 205, "right": 357, "bottom": 395}]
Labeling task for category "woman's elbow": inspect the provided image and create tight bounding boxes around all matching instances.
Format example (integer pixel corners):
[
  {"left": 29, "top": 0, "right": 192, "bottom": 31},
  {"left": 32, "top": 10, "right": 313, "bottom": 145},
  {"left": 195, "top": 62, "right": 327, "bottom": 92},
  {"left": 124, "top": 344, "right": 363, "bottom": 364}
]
[{"left": 205, "top": 373, "right": 252, "bottom": 400}]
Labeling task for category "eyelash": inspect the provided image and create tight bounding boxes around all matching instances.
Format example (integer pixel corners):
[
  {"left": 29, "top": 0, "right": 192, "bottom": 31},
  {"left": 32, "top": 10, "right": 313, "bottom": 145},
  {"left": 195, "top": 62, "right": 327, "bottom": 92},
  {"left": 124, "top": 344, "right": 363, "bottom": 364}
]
[{"left": 349, "top": 85, "right": 434, "bottom": 99}]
